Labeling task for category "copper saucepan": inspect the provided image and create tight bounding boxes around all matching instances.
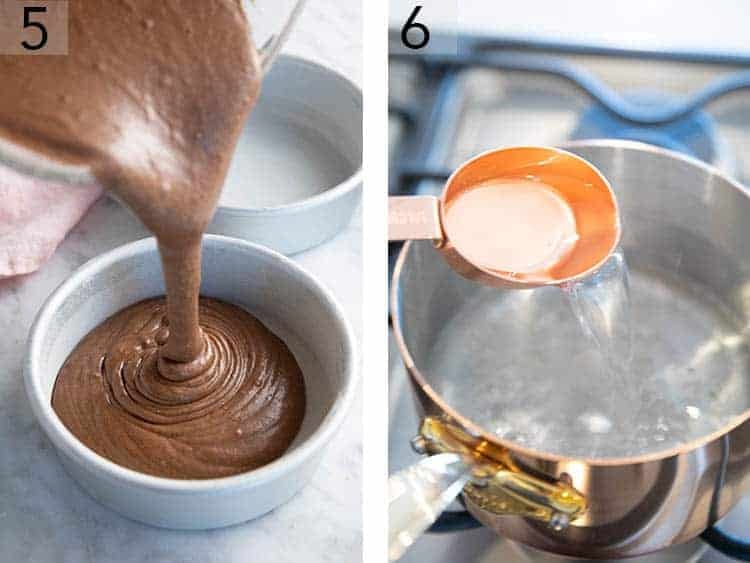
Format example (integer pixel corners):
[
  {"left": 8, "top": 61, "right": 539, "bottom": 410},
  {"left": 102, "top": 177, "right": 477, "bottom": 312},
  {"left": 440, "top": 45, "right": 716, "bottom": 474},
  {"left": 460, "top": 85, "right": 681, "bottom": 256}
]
[{"left": 389, "top": 140, "right": 750, "bottom": 559}]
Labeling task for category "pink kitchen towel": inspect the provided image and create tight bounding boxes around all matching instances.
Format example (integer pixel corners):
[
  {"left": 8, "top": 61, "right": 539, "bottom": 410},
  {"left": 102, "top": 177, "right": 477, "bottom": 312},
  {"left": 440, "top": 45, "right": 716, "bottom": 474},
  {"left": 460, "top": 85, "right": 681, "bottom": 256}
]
[{"left": 0, "top": 163, "right": 101, "bottom": 278}]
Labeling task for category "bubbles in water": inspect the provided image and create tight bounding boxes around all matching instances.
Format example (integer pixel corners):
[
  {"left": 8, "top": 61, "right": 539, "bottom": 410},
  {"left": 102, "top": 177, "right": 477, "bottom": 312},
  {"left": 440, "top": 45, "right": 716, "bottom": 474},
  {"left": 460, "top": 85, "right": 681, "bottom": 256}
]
[
  {"left": 577, "top": 412, "right": 612, "bottom": 434},
  {"left": 556, "top": 248, "right": 723, "bottom": 452},
  {"left": 560, "top": 247, "right": 642, "bottom": 443},
  {"left": 426, "top": 242, "right": 750, "bottom": 458},
  {"left": 557, "top": 247, "right": 720, "bottom": 452}
]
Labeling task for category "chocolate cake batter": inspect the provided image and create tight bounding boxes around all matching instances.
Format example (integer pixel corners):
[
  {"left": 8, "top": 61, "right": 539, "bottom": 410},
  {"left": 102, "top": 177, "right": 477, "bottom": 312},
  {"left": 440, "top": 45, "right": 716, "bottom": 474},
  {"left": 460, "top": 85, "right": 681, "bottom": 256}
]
[
  {"left": 52, "top": 298, "right": 305, "bottom": 478},
  {"left": 0, "top": 1, "right": 306, "bottom": 477}
]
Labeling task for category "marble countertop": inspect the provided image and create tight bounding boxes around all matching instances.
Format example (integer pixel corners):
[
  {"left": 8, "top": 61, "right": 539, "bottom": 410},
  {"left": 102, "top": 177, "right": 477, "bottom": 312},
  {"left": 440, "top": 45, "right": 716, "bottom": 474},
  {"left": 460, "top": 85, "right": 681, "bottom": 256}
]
[{"left": 0, "top": 2, "right": 362, "bottom": 562}]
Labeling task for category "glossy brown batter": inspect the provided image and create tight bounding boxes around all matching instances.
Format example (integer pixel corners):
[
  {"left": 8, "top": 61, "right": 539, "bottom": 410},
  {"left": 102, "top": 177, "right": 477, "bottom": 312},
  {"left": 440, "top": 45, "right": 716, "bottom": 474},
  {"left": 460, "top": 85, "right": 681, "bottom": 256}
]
[
  {"left": 0, "top": 1, "right": 306, "bottom": 477},
  {"left": 52, "top": 298, "right": 305, "bottom": 478}
]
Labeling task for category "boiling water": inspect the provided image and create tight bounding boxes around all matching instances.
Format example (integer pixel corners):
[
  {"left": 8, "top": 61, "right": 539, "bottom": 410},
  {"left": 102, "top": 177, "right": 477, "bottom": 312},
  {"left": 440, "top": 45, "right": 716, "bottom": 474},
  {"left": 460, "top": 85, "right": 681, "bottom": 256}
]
[{"left": 426, "top": 254, "right": 750, "bottom": 458}]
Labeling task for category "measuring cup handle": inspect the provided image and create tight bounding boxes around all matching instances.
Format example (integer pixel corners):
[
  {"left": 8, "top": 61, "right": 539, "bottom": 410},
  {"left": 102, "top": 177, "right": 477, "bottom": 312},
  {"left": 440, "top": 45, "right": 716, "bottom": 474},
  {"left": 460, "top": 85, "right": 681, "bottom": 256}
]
[
  {"left": 389, "top": 195, "right": 444, "bottom": 241},
  {"left": 388, "top": 453, "right": 472, "bottom": 561},
  {"left": 258, "top": 0, "right": 308, "bottom": 74}
]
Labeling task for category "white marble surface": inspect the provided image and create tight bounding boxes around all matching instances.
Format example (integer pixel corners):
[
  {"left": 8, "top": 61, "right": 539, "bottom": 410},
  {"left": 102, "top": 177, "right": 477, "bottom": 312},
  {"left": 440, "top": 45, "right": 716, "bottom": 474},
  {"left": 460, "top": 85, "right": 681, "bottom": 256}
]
[{"left": 0, "top": 2, "right": 362, "bottom": 562}]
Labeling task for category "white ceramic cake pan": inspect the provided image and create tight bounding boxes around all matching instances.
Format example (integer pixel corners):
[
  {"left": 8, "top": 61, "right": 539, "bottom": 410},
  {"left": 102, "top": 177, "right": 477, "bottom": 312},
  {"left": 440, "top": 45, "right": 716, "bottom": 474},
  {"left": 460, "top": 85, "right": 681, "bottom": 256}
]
[
  {"left": 24, "top": 235, "right": 357, "bottom": 529},
  {"left": 208, "top": 55, "right": 363, "bottom": 255}
]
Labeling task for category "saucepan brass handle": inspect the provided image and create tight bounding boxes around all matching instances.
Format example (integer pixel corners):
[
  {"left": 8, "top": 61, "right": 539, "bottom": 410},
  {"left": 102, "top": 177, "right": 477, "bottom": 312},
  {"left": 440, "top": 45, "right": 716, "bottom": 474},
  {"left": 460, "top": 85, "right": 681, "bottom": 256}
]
[
  {"left": 418, "top": 416, "right": 586, "bottom": 528},
  {"left": 388, "top": 416, "right": 586, "bottom": 561}
]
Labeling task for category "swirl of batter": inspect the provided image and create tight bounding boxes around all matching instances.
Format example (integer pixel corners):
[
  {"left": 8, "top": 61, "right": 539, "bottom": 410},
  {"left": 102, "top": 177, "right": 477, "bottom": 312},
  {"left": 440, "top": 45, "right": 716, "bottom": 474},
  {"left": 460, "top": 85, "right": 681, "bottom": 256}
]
[{"left": 52, "top": 298, "right": 306, "bottom": 479}]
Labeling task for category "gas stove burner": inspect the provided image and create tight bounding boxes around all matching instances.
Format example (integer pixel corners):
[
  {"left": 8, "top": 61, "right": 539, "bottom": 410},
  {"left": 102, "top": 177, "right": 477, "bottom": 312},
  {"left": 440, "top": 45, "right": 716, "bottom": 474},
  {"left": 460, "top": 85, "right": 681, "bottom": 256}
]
[{"left": 571, "top": 91, "right": 728, "bottom": 166}]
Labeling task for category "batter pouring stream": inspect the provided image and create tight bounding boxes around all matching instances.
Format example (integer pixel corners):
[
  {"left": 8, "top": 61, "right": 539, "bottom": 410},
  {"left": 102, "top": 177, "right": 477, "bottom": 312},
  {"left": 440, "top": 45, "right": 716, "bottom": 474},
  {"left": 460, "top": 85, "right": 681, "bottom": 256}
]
[{"left": 0, "top": 1, "right": 306, "bottom": 478}]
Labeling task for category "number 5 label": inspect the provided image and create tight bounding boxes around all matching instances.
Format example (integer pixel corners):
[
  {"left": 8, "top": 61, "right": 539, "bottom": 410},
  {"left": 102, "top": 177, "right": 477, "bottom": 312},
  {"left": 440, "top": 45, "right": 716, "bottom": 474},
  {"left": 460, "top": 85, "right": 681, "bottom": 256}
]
[{"left": 0, "top": 1, "right": 68, "bottom": 55}]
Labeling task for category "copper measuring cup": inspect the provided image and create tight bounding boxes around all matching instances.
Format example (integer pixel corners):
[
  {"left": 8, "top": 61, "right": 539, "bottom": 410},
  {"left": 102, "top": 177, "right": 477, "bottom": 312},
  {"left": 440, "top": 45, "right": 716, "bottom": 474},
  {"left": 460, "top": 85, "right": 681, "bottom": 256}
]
[{"left": 389, "top": 146, "right": 622, "bottom": 288}]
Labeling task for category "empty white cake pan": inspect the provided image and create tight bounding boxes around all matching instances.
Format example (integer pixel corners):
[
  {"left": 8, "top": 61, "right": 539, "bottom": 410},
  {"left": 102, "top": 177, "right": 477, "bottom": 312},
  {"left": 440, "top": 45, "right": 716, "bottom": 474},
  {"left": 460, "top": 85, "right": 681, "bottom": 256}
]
[{"left": 208, "top": 55, "right": 363, "bottom": 255}]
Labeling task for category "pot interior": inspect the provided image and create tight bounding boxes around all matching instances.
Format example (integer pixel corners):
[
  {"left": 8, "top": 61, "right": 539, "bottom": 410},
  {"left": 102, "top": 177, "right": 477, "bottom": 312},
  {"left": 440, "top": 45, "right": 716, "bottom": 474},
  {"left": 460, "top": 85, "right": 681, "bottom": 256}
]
[{"left": 396, "top": 143, "right": 750, "bottom": 459}]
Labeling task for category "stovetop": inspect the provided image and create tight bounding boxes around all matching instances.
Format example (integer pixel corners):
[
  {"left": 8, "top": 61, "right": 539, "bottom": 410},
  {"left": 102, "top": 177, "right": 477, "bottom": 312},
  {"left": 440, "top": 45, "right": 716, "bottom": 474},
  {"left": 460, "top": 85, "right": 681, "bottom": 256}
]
[
  {"left": 388, "top": 31, "right": 750, "bottom": 563},
  {"left": 389, "top": 32, "right": 750, "bottom": 194}
]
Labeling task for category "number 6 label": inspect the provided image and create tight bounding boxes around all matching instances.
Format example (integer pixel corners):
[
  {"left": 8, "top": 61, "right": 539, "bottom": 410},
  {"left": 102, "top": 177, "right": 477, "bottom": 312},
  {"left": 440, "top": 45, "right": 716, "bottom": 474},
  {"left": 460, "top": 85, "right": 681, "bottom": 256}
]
[
  {"left": 390, "top": 1, "right": 458, "bottom": 57},
  {"left": 0, "top": 1, "right": 68, "bottom": 55},
  {"left": 401, "top": 6, "right": 430, "bottom": 50}
]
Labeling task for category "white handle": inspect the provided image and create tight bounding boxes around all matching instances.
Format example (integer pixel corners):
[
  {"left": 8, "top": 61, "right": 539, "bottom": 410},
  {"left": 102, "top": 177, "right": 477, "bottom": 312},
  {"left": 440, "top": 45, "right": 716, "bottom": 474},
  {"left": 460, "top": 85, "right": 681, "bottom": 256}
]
[
  {"left": 388, "top": 453, "right": 472, "bottom": 561},
  {"left": 258, "top": 0, "right": 307, "bottom": 74}
]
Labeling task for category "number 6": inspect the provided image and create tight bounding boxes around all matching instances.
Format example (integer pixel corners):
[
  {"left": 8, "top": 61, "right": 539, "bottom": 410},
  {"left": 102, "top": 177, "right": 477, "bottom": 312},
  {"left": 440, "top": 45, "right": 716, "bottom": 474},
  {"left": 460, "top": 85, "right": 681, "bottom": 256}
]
[{"left": 401, "top": 6, "right": 430, "bottom": 50}]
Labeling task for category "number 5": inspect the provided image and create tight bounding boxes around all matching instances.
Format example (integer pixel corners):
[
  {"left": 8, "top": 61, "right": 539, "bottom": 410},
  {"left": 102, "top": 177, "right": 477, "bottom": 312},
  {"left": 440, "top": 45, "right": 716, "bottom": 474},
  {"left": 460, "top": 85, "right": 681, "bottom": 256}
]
[{"left": 22, "top": 6, "right": 48, "bottom": 51}]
